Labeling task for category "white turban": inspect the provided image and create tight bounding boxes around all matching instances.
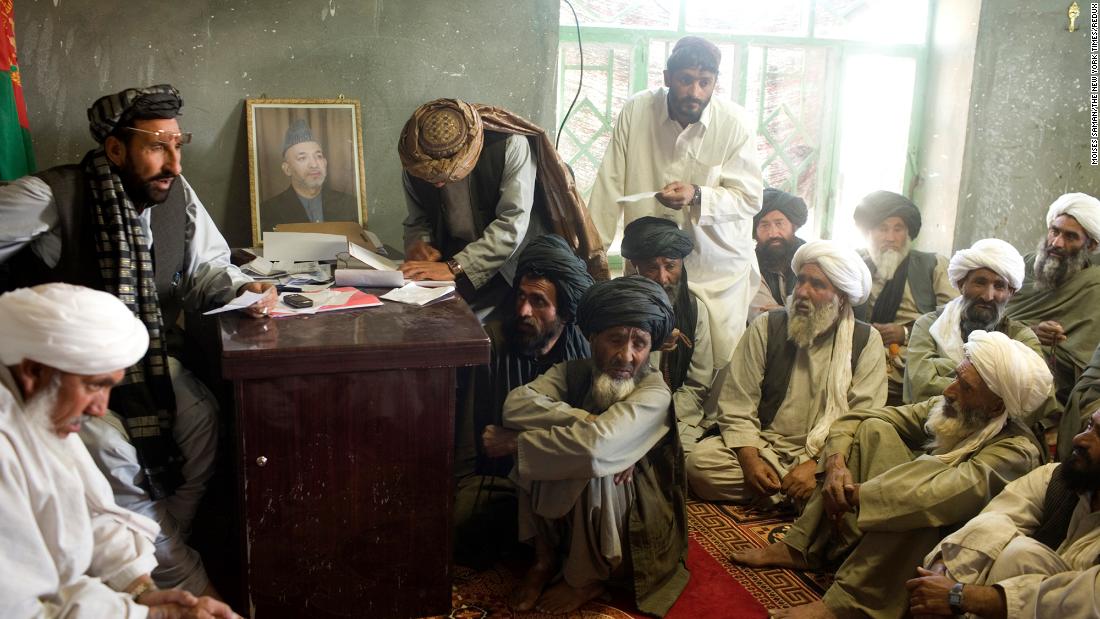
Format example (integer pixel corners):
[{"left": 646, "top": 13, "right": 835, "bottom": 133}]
[
  {"left": 1047, "top": 192, "right": 1100, "bottom": 251},
  {"left": 0, "top": 284, "right": 149, "bottom": 375},
  {"left": 964, "top": 330, "right": 1053, "bottom": 419},
  {"left": 791, "top": 239, "right": 873, "bottom": 306},
  {"left": 946, "top": 238, "right": 1025, "bottom": 291}
]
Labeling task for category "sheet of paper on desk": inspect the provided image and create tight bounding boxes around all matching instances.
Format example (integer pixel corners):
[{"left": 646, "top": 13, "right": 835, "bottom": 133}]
[
  {"left": 617, "top": 192, "right": 657, "bottom": 205},
  {"left": 348, "top": 241, "right": 399, "bottom": 271},
  {"left": 202, "top": 290, "right": 267, "bottom": 315},
  {"left": 380, "top": 282, "right": 456, "bottom": 306},
  {"left": 334, "top": 268, "right": 405, "bottom": 288},
  {"left": 263, "top": 232, "right": 347, "bottom": 262}
]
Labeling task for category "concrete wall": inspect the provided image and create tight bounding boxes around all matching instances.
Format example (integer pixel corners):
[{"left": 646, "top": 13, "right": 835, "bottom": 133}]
[{"left": 14, "top": 0, "right": 560, "bottom": 248}]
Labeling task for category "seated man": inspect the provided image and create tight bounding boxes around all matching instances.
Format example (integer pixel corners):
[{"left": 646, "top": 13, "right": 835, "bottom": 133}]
[
  {"left": 686, "top": 240, "right": 886, "bottom": 506},
  {"left": 853, "top": 191, "right": 957, "bottom": 404},
  {"left": 1060, "top": 342, "right": 1100, "bottom": 460},
  {"left": 734, "top": 330, "right": 1050, "bottom": 619},
  {"left": 905, "top": 239, "right": 1039, "bottom": 404},
  {"left": 909, "top": 406, "right": 1100, "bottom": 618},
  {"left": 750, "top": 187, "right": 808, "bottom": 317},
  {"left": 1007, "top": 193, "right": 1100, "bottom": 427},
  {"left": 453, "top": 233, "right": 594, "bottom": 565},
  {"left": 482, "top": 276, "right": 686, "bottom": 616},
  {"left": 0, "top": 284, "right": 236, "bottom": 618},
  {"left": 621, "top": 216, "right": 715, "bottom": 451},
  {"left": 397, "top": 98, "right": 606, "bottom": 319}
]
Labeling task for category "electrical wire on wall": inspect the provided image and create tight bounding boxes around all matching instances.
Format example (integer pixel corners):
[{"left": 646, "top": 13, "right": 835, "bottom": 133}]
[{"left": 555, "top": 0, "right": 582, "bottom": 150}]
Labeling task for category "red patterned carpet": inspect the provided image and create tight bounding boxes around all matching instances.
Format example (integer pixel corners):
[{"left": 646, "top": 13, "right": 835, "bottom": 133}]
[{"left": 430, "top": 500, "right": 828, "bottom": 618}]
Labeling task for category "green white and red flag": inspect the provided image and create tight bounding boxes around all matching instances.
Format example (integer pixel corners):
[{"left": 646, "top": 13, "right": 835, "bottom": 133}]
[{"left": 1, "top": 1, "right": 35, "bottom": 180}]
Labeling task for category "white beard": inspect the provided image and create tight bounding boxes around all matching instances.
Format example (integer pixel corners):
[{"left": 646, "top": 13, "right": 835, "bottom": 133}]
[
  {"left": 787, "top": 294, "right": 841, "bottom": 348},
  {"left": 22, "top": 377, "right": 80, "bottom": 468},
  {"left": 923, "top": 398, "right": 985, "bottom": 454},
  {"left": 870, "top": 242, "right": 911, "bottom": 282},
  {"left": 591, "top": 370, "right": 641, "bottom": 412}
]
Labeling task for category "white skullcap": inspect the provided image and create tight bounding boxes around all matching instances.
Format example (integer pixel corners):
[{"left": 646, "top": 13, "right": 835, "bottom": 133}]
[
  {"left": 1047, "top": 193, "right": 1100, "bottom": 251},
  {"left": 964, "top": 330, "right": 1052, "bottom": 419},
  {"left": 0, "top": 284, "right": 149, "bottom": 375},
  {"left": 791, "top": 239, "right": 873, "bottom": 305},
  {"left": 947, "top": 238, "right": 1025, "bottom": 291}
]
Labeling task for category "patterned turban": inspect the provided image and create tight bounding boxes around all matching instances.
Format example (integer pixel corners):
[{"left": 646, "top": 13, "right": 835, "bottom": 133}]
[
  {"left": 87, "top": 84, "right": 183, "bottom": 143},
  {"left": 852, "top": 190, "right": 922, "bottom": 239},
  {"left": 398, "top": 98, "right": 485, "bottom": 184},
  {"left": 621, "top": 216, "right": 694, "bottom": 260},
  {"left": 965, "top": 330, "right": 1053, "bottom": 419},
  {"left": 0, "top": 284, "right": 148, "bottom": 375},
  {"left": 281, "top": 118, "right": 319, "bottom": 156},
  {"left": 947, "top": 238, "right": 1025, "bottom": 291},
  {"left": 755, "top": 187, "right": 808, "bottom": 230},
  {"left": 1046, "top": 192, "right": 1100, "bottom": 250},
  {"left": 576, "top": 275, "right": 675, "bottom": 344},
  {"left": 792, "top": 240, "right": 873, "bottom": 306},
  {"left": 515, "top": 234, "right": 595, "bottom": 321}
]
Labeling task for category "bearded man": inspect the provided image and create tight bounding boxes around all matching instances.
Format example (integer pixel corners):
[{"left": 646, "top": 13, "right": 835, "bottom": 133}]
[
  {"left": 482, "top": 276, "right": 687, "bottom": 616},
  {"left": 909, "top": 406, "right": 1100, "bottom": 618},
  {"left": 853, "top": 191, "right": 957, "bottom": 404},
  {"left": 686, "top": 240, "right": 886, "bottom": 506},
  {"left": 750, "top": 187, "right": 808, "bottom": 317},
  {"left": 734, "top": 330, "right": 1050, "bottom": 619},
  {"left": 1007, "top": 193, "right": 1100, "bottom": 405}
]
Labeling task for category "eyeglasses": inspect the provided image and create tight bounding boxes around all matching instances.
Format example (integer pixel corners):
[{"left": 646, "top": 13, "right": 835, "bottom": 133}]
[{"left": 122, "top": 126, "right": 193, "bottom": 146}]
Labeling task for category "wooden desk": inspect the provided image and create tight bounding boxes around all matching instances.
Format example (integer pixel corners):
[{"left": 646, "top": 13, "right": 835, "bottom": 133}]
[{"left": 217, "top": 294, "right": 488, "bottom": 618}]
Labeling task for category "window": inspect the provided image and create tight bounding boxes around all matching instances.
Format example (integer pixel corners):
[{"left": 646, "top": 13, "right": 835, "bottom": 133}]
[{"left": 556, "top": 0, "right": 932, "bottom": 242}]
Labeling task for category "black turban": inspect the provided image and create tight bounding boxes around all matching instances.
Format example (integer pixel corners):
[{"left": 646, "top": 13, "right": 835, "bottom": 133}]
[
  {"left": 514, "top": 234, "right": 594, "bottom": 321},
  {"left": 852, "top": 190, "right": 922, "bottom": 239},
  {"left": 754, "top": 188, "right": 808, "bottom": 230},
  {"left": 576, "top": 275, "right": 675, "bottom": 344},
  {"left": 620, "top": 216, "right": 694, "bottom": 260},
  {"left": 87, "top": 84, "right": 183, "bottom": 143}
]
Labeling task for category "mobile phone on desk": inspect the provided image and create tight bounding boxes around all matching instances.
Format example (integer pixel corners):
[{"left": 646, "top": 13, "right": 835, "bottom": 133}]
[{"left": 282, "top": 294, "right": 313, "bottom": 309}]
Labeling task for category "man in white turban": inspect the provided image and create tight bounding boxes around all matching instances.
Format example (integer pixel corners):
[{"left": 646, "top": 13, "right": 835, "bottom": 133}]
[
  {"left": 1007, "top": 192, "right": 1100, "bottom": 405},
  {"left": 733, "top": 330, "right": 1049, "bottom": 619},
  {"left": 686, "top": 240, "right": 887, "bottom": 506},
  {"left": 905, "top": 239, "right": 1048, "bottom": 413},
  {"left": 0, "top": 284, "right": 237, "bottom": 618}
]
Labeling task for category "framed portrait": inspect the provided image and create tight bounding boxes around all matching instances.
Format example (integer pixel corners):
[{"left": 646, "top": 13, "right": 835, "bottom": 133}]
[{"left": 245, "top": 98, "right": 368, "bottom": 245}]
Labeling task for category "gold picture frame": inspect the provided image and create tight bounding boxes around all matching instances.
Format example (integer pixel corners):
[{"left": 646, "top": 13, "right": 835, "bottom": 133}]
[{"left": 245, "top": 98, "right": 368, "bottom": 246}]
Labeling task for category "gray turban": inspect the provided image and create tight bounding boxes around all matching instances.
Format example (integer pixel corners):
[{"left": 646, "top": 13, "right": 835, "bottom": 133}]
[
  {"left": 87, "top": 84, "right": 182, "bottom": 143},
  {"left": 576, "top": 276, "right": 675, "bottom": 344},
  {"left": 755, "top": 187, "right": 808, "bottom": 230},
  {"left": 281, "top": 118, "right": 319, "bottom": 156},
  {"left": 852, "top": 190, "right": 922, "bottom": 239},
  {"left": 621, "top": 216, "right": 694, "bottom": 260},
  {"left": 515, "top": 234, "right": 595, "bottom": 321}
]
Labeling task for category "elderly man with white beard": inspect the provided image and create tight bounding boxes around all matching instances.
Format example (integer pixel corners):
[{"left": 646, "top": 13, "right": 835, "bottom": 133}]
[
  {"left": 686, "top": 240, "right": 887, "bottom": 507},
  {"left": 852, "top": 191, "right": 958, "bottom": 405},
  {"left": 733, "top": 330, "right": 1050, "bottom": 619},
  {"left": 481, "top": 276, "right": 686, "bottom": 617},
  {"left": 0, "top": 284, "right": 237, "bottom": 618}
]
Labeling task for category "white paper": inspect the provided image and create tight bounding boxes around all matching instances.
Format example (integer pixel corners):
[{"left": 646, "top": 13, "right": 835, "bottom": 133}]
[
  {"left": 262, "top": 232, "right": 348, "bottom": 262},
  {"left": 616, "top": 192, "right": 657, "bottom": 205},
  {"left": 275, "top": 289, "right": 355, "bottom": 315},
  {"left": 202, "top": 290, "right": 266, "bottom": 315},
  {"left": 242, "top": 256, "right": 282, "bottom": 277},
  {"left": 334, "top": 268, "right": 405, "bottom": 288},
  {"left": 348, "top": 241, "right": 400, "bottom": 271},
  {"left": 380, "top": 282, "right": 456, "bottom": 306}
]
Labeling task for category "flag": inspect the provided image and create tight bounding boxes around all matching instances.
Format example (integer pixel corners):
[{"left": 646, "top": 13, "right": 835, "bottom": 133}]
[{"left": 1, "top": 1, "right": 34, "bottom": 180}]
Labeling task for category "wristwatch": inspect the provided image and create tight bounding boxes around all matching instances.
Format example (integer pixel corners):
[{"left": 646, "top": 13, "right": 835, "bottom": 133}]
[
  {"left": 948, "top": 582, "right": 965, "bottom": 615},
  {"left": 446, "top": 259, "right": 464, "bottom": 278},
  {"left": 691, "top": 184, "right": 702, "bottom": 208}
]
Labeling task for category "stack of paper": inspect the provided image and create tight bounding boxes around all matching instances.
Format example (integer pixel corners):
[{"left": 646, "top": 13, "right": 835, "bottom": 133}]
[
  {"left": 270, "top": 287, "right": 382, "bottom": 317},
  {"left": 380, "top": 282, "right": 456, "bottom": 307}
]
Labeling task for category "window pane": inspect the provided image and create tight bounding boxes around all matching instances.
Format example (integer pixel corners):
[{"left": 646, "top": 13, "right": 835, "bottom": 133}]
[
  {"left": 814, "top": 0, "right": 929, "bottom": 44},
  {"left": 560, "top": 0, "right": 678, "bottom": 29},
  {"left": 830, "top": 54, "right": 916, "bottom": 246},
  {"left": 684, "top": 0, "right": 810, "bottom": 36}
]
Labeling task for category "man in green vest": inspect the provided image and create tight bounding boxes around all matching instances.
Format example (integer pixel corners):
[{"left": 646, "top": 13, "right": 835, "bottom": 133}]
[{"left": 853, "top": 190, "right": 957, "bottom": 405}]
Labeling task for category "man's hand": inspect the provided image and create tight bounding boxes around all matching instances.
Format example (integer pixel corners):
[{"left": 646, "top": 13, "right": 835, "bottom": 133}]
[
  {"left": 614, "top": 464, "right": 636, "bottom": 485},
  {"left": 873, "top": 322, "right": 907, "bottom": 347},
  {"left": 146, "top": 596, "right": 241, "bottom": 619},
  {"left": 238, "top": 282, "right": 277, "bottom": 318},
  {"left": 780, "top": 459, "right": 818, "bottom": 501},
  {"left": 1033, "top": 320, "right": 1067, "bottom": 346},
  {"left": 138, "top": 589, "right": 197, "bottom": 608},
  {"left": 736, "top": 448, "right": 781, "bottom": 497},
  {"left": 405, "top": 240, "right": 442, "bottom": 262},
  {"left": 660, "top": 328, "right": 683, "bottom": 352},
  {"left": 400, "top": 260, "right": 455, "bottom": 282},
  {"left": 482, "top": 425, "right": 520, "bottom": 458},
  {"left": 905, "top": 567, "right": 957, "bottom": 617},
  {"left": 822, "top": 453, "right": 856, "bottom": 520},
  {"left": 655, "top": 181, "right": 694, "bottom": 211}
]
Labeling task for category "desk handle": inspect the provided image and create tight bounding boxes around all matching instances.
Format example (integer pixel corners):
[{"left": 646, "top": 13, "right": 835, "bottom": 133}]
[{"left": 256, "top": 456, "right": 268, "bottom": 467}]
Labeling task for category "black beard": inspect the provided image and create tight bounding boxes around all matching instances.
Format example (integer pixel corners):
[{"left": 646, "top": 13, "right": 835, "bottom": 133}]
[
  {"left": 757, "top": 238, "right": 794, "bottom": 268},
  {"left": 1035, "top": 241, "right": 1090, "bottom": 290},
  {"left": 508, "top": 314, "right": 562, "bottom": 357},
  {"left": 959, "top": 296, "right": 1006, "bottom": 341},
  {"left": 117, "top": 166, "right": 177, "bottom": 206},
  {"left": 1061, "top": 449, "right": 1100, "bottom": 492}
]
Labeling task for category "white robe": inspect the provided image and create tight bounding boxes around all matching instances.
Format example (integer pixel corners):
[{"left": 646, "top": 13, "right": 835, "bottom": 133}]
[
  {"left": 588, "top": 88, "right": 764, "bottom": 364},
  {"left": 0, "top": 368, "right": 158, "bottom": 618}
]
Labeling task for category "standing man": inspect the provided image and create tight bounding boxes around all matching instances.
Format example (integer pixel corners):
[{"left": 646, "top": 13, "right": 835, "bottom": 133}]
[
  {"left": 398, "top": 98, "right": 607, "bottom": 320},
  {"left": 0, "top": 84, "right": 276, "bottom": 596},
  {"left": 853, "top": 190, "right": 957, "bottom": 404},
  {"left": 588, "top": 36, "right": 763, "bottom": 365},
  {"left": 750, "top": 187, "right": 808, "bottom": 317},
  {"left": 621, "top": 216, "right": 716, "bottom": 451},
  {"left": 259, "top": 118, "right": 359, "bottom": 230}
]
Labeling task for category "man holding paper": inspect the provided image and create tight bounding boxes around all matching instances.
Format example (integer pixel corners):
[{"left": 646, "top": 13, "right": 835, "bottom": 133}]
[
  {"left": 0, "top": 84, "right": 275, "bottom": 595},
  {"left": 588, "top": 36, "right": 764, "bottom": 364}
]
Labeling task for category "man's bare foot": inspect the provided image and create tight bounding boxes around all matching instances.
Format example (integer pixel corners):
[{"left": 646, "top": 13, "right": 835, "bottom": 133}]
[
  {"left": 768, "top": 601, "right": 835, "bottom": 618},
  {"left": 509, "top": 561, "right": 556, "bottom": 611},
  {"left": 535, "top": 580, "right": 605, "bottom": 614},
  {"left": 731, "top": 542, "right": 809, "bottom": 569}
]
